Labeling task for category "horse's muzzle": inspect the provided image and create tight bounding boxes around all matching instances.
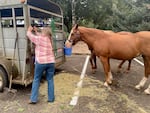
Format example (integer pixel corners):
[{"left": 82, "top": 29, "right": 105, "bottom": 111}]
[{"left": 65, "top": 40, "right": 72, "bottom": 48}]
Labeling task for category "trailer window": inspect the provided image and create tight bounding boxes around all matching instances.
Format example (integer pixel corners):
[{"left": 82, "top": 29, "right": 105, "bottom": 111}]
[
  {"left": 56, "top": 24, "right": 62, "bottom": 30},
  {"left": 0, "top": 9, "right": 12, "bottom": 17},
  {"left": 1, "top": 19, "right": 13, "bottom": 27},
  {"left": 30, "top": 9, "right": 51, "bottom": 19},
  {"left": 29, "top": 8, "right": 63, "bottom": 30},
  {"left": 30, "top": 9, "right": 62, "bottom": 23},
  {"left": 15, "top": 8, "right": 23, "bottom": 16},
  {"left": 27, "top": 0, "right": 61, "bottom": 15},
  {"left": 53, "top": 16, "right": 62, "bottom": 23},
  {"left": 31, "top": 19, "right": 45, "bottom": 27},
  {"left": 16, "top": 19, "right": 24, "bottom": 27}
]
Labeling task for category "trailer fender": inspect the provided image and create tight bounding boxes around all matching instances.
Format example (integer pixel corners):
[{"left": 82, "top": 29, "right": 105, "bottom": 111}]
[{"left": 0, "top": 57, "right": 18, "bottom": 80}]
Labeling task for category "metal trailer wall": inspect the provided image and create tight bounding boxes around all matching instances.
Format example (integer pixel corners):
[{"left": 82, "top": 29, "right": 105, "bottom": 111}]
[{"left": 0, "top": 0, "right": 65, "bottom": 86}]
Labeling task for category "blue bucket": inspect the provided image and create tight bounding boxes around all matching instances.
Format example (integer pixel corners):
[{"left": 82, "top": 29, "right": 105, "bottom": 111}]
[{"left": 64, "top": 47, "right": 72, "bottom": 56}]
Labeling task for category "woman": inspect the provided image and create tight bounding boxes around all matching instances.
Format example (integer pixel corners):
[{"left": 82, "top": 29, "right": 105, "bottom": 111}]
[{"left": 27, "top": 26, "right": 55, "bottom": 104}]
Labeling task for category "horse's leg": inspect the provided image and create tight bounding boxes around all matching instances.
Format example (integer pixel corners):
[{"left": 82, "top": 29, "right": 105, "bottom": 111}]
[
  {"left": 117, "top": 60, "right": 126, "bottom": 73},
  {"left": 93, "top": 53, "right": 97, "bottom": 71},
  {"left": 118, "top": 60, "right": 126, "bottom": 69},
  {"left": 135, "top": 56, "right": 149, "bottom": 90},
  {"left": 99, "top": 56, "right": 113, "bottom": 87},
  {"left": 127, "top": 59, "right": 132, "bottom": 72},
  {"left": 90, "top": 52, "right": 96, "bottom": 74},
  {"left": 142, "top": 56, "right": 150, "bottom": 94},
  {"left": 90, "top": 53, "right": 94, "bottom": 72},
  {"left": 118, "top": 59, "right": 132, "bottom": 73},
  {"left": 125, "top": 59, "right": 132, "bottom": 73}
]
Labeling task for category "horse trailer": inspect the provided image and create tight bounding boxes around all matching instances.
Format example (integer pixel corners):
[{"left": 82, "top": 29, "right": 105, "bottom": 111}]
[{"left": 0, "top": 0, "right": 66, "bottom": 92}]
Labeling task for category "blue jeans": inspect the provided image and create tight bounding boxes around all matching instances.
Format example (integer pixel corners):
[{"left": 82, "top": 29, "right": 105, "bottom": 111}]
[{"left": 30, "top": 62, "right": 55, "bottom": 102}]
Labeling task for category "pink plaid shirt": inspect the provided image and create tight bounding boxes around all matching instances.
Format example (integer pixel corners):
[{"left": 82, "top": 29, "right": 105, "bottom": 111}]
[{"left": 27, "top": 31, "right": 55, "bottom": 64}]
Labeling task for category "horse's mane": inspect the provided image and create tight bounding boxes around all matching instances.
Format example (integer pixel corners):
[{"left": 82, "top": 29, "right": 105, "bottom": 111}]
[
  {"left": 78, "top": 26, "right": 100, "bottom": 32},
  {"left": 78, "top": 26, "right": 106, "bottom": 37}
]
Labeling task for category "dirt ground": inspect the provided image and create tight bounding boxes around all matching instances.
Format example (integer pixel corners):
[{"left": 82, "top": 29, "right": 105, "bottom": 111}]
[{"left": 0, "top": 42, "right": 150, "bottom": 113}]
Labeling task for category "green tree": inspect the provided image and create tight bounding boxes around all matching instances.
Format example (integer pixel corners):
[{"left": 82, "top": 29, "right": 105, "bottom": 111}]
[{"left": 51, "top": 0, "right": 150, "bottom": 32}]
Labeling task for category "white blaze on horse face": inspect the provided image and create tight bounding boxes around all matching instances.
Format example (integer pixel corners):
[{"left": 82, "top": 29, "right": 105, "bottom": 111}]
[
  {"left": 135, "top": 77, "right": 148, "bottom": 89},
  {"left": 68, "top": 29, "right": 73, "bottom": 41},
  {"left": 65, "top": 29, "right": 73, "bottom": 48}
]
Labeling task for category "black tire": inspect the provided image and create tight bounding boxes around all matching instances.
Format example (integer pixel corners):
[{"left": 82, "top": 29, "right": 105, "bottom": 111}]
[{"left": 0, "top": 66, "right": 8, "bottom": 92}]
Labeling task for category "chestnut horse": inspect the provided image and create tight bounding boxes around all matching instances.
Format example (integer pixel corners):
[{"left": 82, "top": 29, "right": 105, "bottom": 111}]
[
  {"left": 89, "top": 31, "right": 133, "bottom": 74},
  {"left": 65, "top": 24, "right": 150, "bottom": 94},
  {"left": 89, "top": 44, "right": 132, "bottom": 74}
]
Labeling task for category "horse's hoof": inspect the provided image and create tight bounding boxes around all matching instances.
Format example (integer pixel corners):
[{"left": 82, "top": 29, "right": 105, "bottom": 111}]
[
  {"left": 92, "top": 70, "right": 96, "bottom": 74},
  {"left": 135, "top": 84, "right": 141, "bottom": 90},
  {"left": 117, "top": 68, "right": 121, "bottom": 73},
  {"left": 124, "top": 70, "right": 129, "bottom": 73},
  {"left": 104, "top": 82, "right": 111, "bottom": 90},
  {"left": 110, "top": 76, "right": 113, "bottom": 81},
  {"left": 117, "top": 70, "right": 121, "bottom": 73},
  {"left": 104, "top": 82, "right": 109, "bottom": 87},
  {"left": 104, "top": 81, "right": 112, "bottom": 85},
  {"left": 144, "top": 88, "right": 150, "bottom": 95},
  {"left": 107, "top": 80, "right": 112, "bottom": 84}
]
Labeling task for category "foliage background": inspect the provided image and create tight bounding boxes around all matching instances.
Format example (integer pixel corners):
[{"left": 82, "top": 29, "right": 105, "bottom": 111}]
[{"left": 51, "top": 0, "right": 150, "bottom": 32}]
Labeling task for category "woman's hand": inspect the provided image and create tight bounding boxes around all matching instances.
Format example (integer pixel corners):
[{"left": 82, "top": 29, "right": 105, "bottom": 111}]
[
  {"left": 28, "top": 26, "right": 33, "bottom": 32},
  {"left": 33, "top": 26, "right": 38, "bottom": 32}
]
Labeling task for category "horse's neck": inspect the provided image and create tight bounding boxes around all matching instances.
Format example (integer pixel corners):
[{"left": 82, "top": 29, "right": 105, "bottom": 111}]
[{"left": 79, "top": 27, "right": 104, "bottom": 48}]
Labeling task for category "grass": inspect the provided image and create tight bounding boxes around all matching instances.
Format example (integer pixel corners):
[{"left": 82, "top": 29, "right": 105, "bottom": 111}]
[{"left": 39, "top": 72, "right": 148, "bottom": 113}]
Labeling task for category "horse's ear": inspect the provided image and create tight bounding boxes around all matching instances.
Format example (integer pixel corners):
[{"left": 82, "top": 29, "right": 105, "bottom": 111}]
[{"left": 75, "top": 24, "right": 78, "bottom": 29}]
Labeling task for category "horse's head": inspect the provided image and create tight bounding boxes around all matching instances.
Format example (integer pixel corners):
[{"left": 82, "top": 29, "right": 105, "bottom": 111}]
[{"left": 65, "top": 24, "right": 81, "bottom": 48}]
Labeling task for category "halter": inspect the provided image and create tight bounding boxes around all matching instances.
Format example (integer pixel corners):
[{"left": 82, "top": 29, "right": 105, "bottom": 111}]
[
  {"left": 67, "top": 39, "right": 73, "bottom": 43},
  {"left": 67, "top": 29, "right": 81, "bottom": 44}
]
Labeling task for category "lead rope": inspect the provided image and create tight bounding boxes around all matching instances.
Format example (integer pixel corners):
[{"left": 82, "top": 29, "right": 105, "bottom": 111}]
[
  {"left": 8, "top": 31, "right": 18, "bottom": 92},
  {"left": 50, "top": 19, "right": 57, "bottom": 56}
]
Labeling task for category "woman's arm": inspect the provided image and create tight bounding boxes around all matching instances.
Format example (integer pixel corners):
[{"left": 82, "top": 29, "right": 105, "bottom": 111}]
[{"left": 27, "top": 26, "right": 39, "bottom": 44}]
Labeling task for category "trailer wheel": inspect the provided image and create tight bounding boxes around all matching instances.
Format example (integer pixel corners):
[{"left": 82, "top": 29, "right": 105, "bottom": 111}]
[{"left": 0, "top": 66, "right": 8, "bottom": 92}]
